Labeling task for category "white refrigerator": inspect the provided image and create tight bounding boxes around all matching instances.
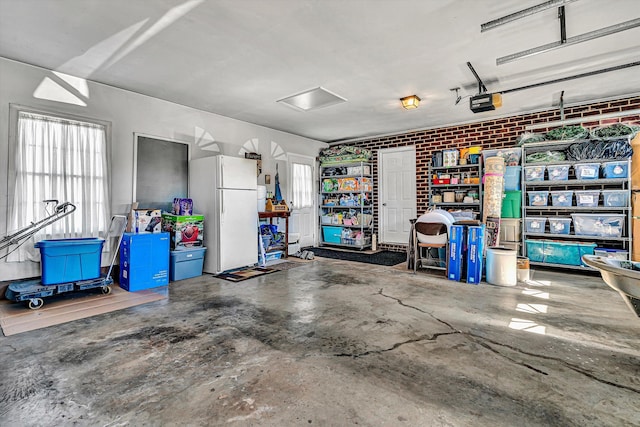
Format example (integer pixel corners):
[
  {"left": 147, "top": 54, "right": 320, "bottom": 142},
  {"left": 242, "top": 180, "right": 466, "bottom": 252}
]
[{"left": 190, "top": 155, "right": 258, "bottom": 274}]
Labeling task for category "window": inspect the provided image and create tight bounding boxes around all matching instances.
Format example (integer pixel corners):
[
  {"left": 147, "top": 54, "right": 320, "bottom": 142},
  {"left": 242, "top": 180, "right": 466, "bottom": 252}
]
[
  {"left": 291, "top": 162, "right": 313, "bottom": 208},
  {"left": 8, "top": 109, "right": 110, "bottom": 262}
]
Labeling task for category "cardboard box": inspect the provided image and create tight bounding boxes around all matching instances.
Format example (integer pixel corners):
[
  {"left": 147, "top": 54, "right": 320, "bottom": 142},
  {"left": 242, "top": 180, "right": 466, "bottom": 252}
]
[
  {"left": 119, "top": 232, "right": 169, "bottom": 291},
  {"left": 466, "top": 225, "right": 485, "bottom": 285},
  {"left": 447, "top": 225, "right": 465, "bottom": 282},
  {"left": 132, "top": 209, "right": 162, "bottom": 233},
  {"left": 161, "top": 213, "right": 205, "bottom": 250}
]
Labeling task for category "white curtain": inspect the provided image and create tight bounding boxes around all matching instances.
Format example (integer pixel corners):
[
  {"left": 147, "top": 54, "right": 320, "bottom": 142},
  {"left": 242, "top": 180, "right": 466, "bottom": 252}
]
[
  {"left": 292, "top": 163, "right": 313, "bottom": 208},
  {"left": 8, "top": 111, "right": 110, "bottom": 262}
]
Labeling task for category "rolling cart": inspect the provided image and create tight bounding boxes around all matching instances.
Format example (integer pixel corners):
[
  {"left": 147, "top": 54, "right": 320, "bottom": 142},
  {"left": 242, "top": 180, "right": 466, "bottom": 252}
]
[{"left": 4, "top": 214, "right": 128, "bottom": 310}]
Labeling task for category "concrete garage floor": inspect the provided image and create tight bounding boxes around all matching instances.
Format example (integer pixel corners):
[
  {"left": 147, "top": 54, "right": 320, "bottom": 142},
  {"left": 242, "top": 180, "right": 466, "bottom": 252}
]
[{"left": 1, "top": 258, "right": 639, "bottom": 426}]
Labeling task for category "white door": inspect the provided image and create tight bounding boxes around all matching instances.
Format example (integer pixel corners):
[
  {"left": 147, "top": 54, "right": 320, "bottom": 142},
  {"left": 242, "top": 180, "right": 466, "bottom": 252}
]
[
  {"left": 379, "top": 146, "right": 416, "bottom": 244},
  {"left": 218, "top": 189, "right": 258, "bottom": 272},
  {"left": 288, "top": 154, "right": 316, "bottom": 250}
]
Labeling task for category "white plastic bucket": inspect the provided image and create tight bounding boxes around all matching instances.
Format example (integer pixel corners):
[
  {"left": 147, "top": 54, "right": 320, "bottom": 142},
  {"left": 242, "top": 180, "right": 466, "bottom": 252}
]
[{"left": 486, "top": 246, "right": 517, "bottom": 286}]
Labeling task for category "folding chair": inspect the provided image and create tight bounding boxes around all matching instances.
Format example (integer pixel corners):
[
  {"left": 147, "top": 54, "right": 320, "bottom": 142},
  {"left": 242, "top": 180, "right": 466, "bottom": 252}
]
[{"left": 413, "top": 221, "right": 448, "bottom": 274}]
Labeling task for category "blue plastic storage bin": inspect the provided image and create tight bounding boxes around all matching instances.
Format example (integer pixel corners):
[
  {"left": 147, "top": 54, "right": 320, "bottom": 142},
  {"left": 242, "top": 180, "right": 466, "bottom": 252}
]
[
  {"left": 36, "top": 238, "right": 104, "bottom": 285},
  {"left": 525, "top": 217, "right": 547, "bottom": 233},
  {"left": 601, "top": 190, "right": 629, "bottom": 207},
  {"left": 119, "top": 232, "right": 169, "bottom": 291},
  {"left": 602, "top": 161, "right": 628, "bottom": 179},
  {"left": 525, "top": 240, "right": 544, "bottom": 263},
  {"left": 546, "top": 164, "right": 570, "bottom": 181},
  {"left": 504, "top": 166, "right": 522, "bottom": 191},
  {"left": 574, "top": 163, "right": 600, "bottom": 180},
  {"left": 550, "top": 190, "right": 573, "bottom": 207},
  {"left": 528, "top": 190, "right": 549, "bottom": 206},
  {"left": 170, "top": 247, "right": 206, "bottom": 281},
  {"left": 322, "top": 226, "right": 343, "bottom": 244},
  {"left": 548, "top": 217, "right": 572, "bottom": 235},
  {"left": 524, "top": 165, "right": 545, "bottom": 181},
  {"left": 575, "top": 190, "right": 600, "bottom": 207}
]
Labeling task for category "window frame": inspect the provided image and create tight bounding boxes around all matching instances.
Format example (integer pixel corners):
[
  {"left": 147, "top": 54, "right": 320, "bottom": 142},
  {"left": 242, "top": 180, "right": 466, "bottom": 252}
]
[{"left": 7, "top": 103, "right": 113, "bottom": 239}]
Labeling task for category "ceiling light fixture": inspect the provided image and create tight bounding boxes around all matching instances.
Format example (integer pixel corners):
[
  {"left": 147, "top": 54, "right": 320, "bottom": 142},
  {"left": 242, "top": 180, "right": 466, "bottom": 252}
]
[{"left": 400, "top": 95, "right": 420, "bottom": 110}]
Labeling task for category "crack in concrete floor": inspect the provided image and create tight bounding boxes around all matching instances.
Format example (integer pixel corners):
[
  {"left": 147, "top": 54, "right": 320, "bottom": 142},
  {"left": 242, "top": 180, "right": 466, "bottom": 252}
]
[{"left": 377, "top": 288, "right": 640, "bottom": 394}]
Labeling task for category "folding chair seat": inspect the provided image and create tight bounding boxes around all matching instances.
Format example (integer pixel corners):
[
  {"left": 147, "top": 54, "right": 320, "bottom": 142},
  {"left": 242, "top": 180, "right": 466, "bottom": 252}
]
[{"left": 413, "top": 221, "right": 448, "bottom": 274}]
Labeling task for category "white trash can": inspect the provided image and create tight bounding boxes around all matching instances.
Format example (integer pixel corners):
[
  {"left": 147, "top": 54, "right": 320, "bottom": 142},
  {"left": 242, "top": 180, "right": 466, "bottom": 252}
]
[{"left": 486, "top": 246, "right": 517, "bottom": 286}]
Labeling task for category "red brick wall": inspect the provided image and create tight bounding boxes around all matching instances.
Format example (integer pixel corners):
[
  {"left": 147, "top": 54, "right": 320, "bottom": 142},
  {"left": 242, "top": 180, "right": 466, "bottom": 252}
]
[{"left": 341, "top": 95, "right": 640, "bottom": 252}]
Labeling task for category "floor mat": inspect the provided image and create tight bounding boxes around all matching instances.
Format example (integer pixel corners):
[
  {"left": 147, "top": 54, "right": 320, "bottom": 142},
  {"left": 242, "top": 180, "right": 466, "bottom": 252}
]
[
  {"left": 308, "top": 247, "right": 407, "bottom": 266},
  {"left": 0, "top": 285, "right": 167, "bottom": 336},
  {"left": 213, "top": 267, "right": 276, "bottom": 282}
]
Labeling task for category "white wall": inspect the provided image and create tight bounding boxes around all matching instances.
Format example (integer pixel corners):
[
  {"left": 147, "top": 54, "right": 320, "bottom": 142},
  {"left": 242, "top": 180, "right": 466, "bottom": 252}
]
[{"left": 0, "top": 57, "right": 327, "bottom": 280}]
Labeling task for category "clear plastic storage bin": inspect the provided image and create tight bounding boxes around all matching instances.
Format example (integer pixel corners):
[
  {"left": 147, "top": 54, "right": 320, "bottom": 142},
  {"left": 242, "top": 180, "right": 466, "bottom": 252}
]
[
  {"left": 601, "top": 190, "right": 629, "bottom": 207},
  {"left": 528, "top": 190, "right": 549, "bottom": 206},
  {"left": 571, "top": 213, "right": 625, "bottom": 237},
  {"left": 525, "top": 217, "right": 547, "bottom": 233},
  {"left": 548, "top": 217, "right": 572, "bottom": 235},
  {"left": 602, "top": 161, "right": 628, "bottom": 179},
  {"left": 524, "top": 165, "right": 545, "bottom": 181},
  {"left": 574, "top": 163, "right": 600, "bottom": 180},
  {"left": 550, "top": 190, "right": 573, "bottom": 207},
  {"left": 574, "top": 190, "right": 600, "bottom": 207},
  {"left": 594, "top": 247, "right": 628, "bottom": 260},
  {"left": 546, "top": 164, "right": 570, "bottom": 181}
]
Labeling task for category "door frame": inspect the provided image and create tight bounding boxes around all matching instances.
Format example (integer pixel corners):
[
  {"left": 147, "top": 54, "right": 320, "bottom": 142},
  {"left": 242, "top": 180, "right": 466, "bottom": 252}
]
[
  {"left": 287, "top": 153, "right": 317, "bottom": 247},
  {"left": 378, "top": 145, "right": 417, "bottom": 244}
]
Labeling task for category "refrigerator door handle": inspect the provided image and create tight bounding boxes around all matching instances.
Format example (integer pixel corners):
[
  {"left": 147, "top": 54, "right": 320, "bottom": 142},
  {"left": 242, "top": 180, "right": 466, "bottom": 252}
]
[{"left": 221, "top": 191, "right": 224, "bottom": 215}]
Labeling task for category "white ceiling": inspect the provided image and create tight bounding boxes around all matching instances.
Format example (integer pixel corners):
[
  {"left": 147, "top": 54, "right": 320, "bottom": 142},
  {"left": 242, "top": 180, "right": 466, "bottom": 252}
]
[{"left": 1, "top": 0, "right": 639, "bottom": 143}]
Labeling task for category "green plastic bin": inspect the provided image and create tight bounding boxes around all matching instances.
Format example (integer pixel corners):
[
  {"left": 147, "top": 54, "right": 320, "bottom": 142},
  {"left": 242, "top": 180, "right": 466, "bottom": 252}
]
[{"left": 501, "top": 190, "right": 522, "bottom": 218}]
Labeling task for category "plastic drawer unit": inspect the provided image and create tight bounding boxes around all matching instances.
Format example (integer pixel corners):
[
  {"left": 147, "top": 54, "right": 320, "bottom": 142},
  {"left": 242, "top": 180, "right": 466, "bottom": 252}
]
[
  {"left": 574, "top": 190, "right": 600, "bottom": 207},
  {"left": 571, "top": 214, "right": 625, "bottom": 237},
  {"left": 550, "top": 190, "right": 573, "bottom": 207},
  {"left": 524, "top": 165, "right": 545, "bottom": 181},
  {"left": 602, "top": 161, "right": 628, "bottom": 179},
  {"left": 528, "top": 191, "right": 549, "bottom": 206},
  {"left": 601, "top": 190, "right": 629, "bottom": 207},
  {"left": 574, "top": 163, "right": 600, "bottom": 180},
  {"left": 546, "top": 164, "right": 570, "bottom": 181},
  {"left": 170, "top": 248, "right": 206, "bottom": 281}
]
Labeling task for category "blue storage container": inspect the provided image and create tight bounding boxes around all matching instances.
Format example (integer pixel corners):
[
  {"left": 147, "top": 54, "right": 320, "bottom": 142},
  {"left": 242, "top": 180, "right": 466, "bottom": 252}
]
[
  {"left": 524, "top": 165, "right": 545, "bottom": 181},
  {"left": 528, "top": 190, "right": 549, "bottom": 206},
  {"left": 546, "top": 164, "right": 570, "bottom": 181},
  {"left": 525, "top": 217, "right": 547, "bottom": 233},
  {"left": 575, "top": 190, "right": 600, "bottom": 207},
  {"left": 601, "top": 190, "right": 629, "bottom": 207},
  {"left": 544, "top": 241, "right": 592, "bottom": 266},
  {"left": 503, "top": 166, "right": 522, "bottom": 191},
  {"left": 119, "top": 232, "right": 169, "bottom": 291},
  {"left": 525, "top": 240, "right": 544, "bottom": 263},
  {"left": 602, "top": 161, "right": 628, "bottom": 179},
  {"left": 322, "top": 226, "right": 343, "bottom": 244},
  {"left": 36, "top": 238, "right": 104, "bottom": 285},
  {"left": 550, "top": 190, "right": 573, "bottom": 207},
  {"left": 548, "top": 217, "right": 571, "bottom": 235},
  {"left": 170, "top": 247, "right": 206, "bottom": 281},
  {"left": 574, "top": 163, "right": 600, "bottom": 180}
]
